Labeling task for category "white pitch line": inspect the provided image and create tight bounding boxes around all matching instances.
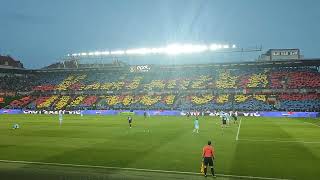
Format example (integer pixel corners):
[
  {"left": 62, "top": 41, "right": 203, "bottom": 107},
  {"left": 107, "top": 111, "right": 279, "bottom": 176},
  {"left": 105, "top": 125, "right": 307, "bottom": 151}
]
[
  {"left": 239, "top": 138, "right": 320, "bottom": 144},
  {"left": 304, "top": 122, "right": 320, "bottom": 128},
  {"left": 236, "top": 118, "right": 242, "bottom": 141},
  {"left": 0, "top": 159, "right": 290, "bottom": 180}
]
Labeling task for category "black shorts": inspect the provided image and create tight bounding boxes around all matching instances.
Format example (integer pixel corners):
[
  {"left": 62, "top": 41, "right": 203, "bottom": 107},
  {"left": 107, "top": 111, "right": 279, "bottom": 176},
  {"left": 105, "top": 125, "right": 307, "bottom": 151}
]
[
  {"left": 203, "top": 157, "right": 214, "bottom": 166},
  {"left": 128, "top": 120, "right": 132, "bottom": 124},
  {"left": 233, "top": 116, "right": 238, "bottom": 121},
  {"left": 222, "top": 120, "right": 227, "bottom": 124}
]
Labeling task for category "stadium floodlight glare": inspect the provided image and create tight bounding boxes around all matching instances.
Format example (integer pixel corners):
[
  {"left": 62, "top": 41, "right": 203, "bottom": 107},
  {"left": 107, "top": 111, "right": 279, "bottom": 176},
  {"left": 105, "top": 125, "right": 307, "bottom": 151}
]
[
  {"left": 151, "top": 48, "right": 165, "bottom": 54},
  {"left": 126, "top": 48, "right": 152, "bottom": 55},
  {"left": 101, "top": 51, "right": 110, "bottom": 55},
  {"left": 110, "top": 50, "right": 125, "bottom": 55},
  {"left": 94, "top": 51, "right": 101, "bottom": 56},
  {"left": 191, "top": 44, "right": 208, "bottom": 53},
  {"left": 209, "top": 44, "right": 218, "bottom": 51},
  {"left": 163, "top": 44, "right": 208, "bottom": 55},
  {"left": 67, "top": 42, "right": 236, "bottom": 57},
  {"left": 165, "top": 44, "right": 183, "bottom": 55}
]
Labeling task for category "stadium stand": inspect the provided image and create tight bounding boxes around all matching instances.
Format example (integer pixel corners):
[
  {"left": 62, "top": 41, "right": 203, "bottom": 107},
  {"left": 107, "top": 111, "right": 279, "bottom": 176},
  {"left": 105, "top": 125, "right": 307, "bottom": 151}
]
[
  {"left": 1, "top": 58, "right": 320, "bottom": 111},
  {"left": 0, "top": 55, "right": 24, "bottom": 69}
]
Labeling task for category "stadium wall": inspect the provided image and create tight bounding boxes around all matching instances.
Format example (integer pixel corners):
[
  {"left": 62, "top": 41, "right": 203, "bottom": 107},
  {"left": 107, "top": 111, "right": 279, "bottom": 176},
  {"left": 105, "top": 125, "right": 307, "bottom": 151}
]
[{"left": 0, "top": 109, "right": 319, "bottom": 118}]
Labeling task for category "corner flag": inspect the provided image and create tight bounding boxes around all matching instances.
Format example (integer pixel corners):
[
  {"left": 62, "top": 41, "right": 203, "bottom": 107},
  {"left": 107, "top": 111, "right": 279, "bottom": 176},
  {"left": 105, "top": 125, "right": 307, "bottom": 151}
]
[{"left": 200, "top": 161, "right": 204, "bottom": 174}]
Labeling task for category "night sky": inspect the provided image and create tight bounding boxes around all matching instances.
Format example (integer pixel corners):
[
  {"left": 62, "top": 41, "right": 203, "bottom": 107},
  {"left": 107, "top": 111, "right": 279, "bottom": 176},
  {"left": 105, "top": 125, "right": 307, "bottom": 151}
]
[{"left": 0, "top": 0, "right": 319, "bottom": 68}]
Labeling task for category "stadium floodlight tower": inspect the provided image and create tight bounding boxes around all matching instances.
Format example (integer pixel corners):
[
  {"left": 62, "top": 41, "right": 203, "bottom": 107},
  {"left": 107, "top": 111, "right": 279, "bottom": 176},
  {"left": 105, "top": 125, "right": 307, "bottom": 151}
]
[{"left": 63, "top": 43, "right": 262, "bottom": 67}]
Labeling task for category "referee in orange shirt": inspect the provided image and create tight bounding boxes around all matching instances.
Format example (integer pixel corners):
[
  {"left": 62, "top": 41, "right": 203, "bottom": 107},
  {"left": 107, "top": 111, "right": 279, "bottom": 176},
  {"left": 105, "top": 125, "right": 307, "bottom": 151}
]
[{"left": 202, "top": 140, "right": 215, "bottom": 177}]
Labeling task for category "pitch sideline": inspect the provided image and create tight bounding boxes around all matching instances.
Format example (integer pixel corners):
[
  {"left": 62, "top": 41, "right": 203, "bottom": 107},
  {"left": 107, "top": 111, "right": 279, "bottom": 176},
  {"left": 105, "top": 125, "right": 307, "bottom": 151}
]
[
  {"left": 238, "top": 138, "right": 320, "bottom": 144},
  {"left": 304, "top": 122, "right": 320, "bottom": 127},
  {"left": 0, "top": 159, "right": 290, "bottom": 180},
  {"left": 236, "top": 118, "right": 242, "bottom": 141}
]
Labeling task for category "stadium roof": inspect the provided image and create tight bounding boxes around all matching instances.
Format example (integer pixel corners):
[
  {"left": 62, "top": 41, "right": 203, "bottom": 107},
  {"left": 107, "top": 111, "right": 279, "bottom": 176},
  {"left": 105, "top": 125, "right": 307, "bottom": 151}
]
[
  {"left": 0, "top": 55, "right": 24, "bottom": 69},
  {"left": 29, "top": 58, "right": 320, "bottom": 73}
]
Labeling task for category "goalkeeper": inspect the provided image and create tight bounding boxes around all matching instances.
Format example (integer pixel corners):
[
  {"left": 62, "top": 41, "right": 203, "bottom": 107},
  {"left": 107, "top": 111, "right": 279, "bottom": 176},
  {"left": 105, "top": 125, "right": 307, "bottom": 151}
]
[{"left": 202, "top": 141, "right": 216, "bottom": 177}]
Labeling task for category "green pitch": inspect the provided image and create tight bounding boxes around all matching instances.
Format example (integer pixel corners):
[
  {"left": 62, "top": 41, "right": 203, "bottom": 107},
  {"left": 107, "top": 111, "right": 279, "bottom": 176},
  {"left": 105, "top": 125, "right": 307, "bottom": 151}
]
[{"left": 0, "top": 114, "right": 319, "bottom": 180}]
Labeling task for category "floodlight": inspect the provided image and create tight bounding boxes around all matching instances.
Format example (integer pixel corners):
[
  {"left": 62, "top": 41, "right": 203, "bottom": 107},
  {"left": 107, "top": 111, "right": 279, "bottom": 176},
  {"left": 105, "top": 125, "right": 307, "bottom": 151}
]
[
  {"left": 101, "top": 51, "right": 110, "bottom": 55},
  {"left": 192, "top": 45, "right": 208, "bottom": 53},
  {"left": 151, "top": 48, "right": 165, "bottom": 54},
  {"left": 209, "top": 44, "right": 218, "bottom": 51},
  {"left": 67, "top": 42, "right": 236, "bottom": 57},
  {"left": 94, "top": 51, "right": 101, "bottom": 56},
  {"left": 126, "top": 48, "right": 151, "bottom": 55},
  {"left": 111, "top": 50, "right": 125, "bottom": 55},
  {"left": 165, "top": 44, "right": 183, "bottom": 55}
]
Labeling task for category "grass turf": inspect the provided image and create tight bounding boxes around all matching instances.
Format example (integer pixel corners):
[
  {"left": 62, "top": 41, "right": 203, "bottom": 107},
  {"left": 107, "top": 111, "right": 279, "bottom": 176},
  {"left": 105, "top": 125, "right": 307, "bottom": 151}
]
[{"left": 0, "top": 114, "right": 319, "bottom": 179}]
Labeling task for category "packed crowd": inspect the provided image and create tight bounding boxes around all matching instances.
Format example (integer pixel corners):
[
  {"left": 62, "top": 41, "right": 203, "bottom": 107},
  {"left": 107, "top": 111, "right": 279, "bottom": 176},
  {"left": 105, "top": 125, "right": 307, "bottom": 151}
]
[
  {"left": 1, "top": 66, "right": 320, "bottom": 111},
  {"left": 4, "top": 92, "right": 320, "bottom": 111}
]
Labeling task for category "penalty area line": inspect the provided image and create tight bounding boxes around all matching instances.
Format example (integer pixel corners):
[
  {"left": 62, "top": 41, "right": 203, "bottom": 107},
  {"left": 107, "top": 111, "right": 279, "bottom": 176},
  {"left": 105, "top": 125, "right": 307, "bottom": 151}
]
[
  {"left": 238, "top": 138, "right": 320, "bottom": 144},
  {"left": 304, "top": 122, "right": 320, "bottom": 128},
  {"left": 236, "top": 118, "right": 242, "bottom": 141},
  {"left": 0, "top": 159, "right": 290, "bottom": 180}
]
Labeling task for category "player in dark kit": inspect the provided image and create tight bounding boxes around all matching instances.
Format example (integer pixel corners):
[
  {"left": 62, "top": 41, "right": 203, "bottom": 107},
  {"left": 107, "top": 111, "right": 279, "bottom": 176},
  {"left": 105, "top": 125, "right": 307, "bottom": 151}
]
[
  {"left": 220, "top": 111, "right": 227, "bottom": 128},
  {"left": 128, "top": 116, "right": 133, "bottom": 128},
  {"left": 232, "top": 111, "right": 238, "bottom": 124},
  {"left": 186, "top": 112, "right": 190, "bottom": 120},
  {"left": 144, "top": 111, "right": 147, "bottom": 120},
  {"left": 143, "top": 111, "right": 150, "bottom": 133}
]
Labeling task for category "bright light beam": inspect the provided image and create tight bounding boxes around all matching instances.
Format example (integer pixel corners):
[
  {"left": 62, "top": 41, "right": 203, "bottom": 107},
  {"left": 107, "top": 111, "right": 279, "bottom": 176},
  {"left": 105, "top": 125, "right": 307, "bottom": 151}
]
[
  {"left": 110, "top": 50, "right": 125, "bottom": 55},
  {"left": 69, "top": 43, "right": 235, "bottom": 57}
]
